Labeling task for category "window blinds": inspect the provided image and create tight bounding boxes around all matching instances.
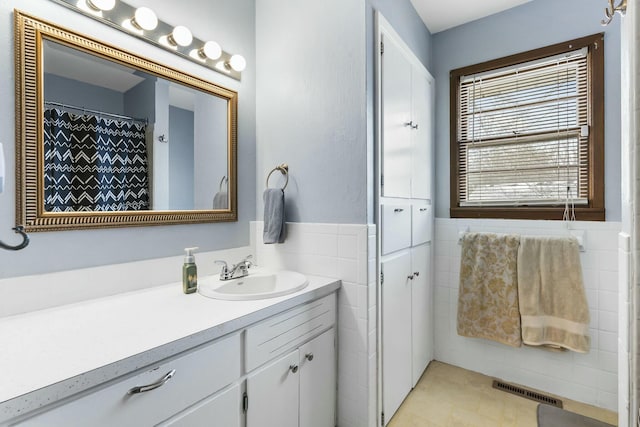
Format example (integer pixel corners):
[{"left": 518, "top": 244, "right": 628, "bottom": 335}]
[{"left": 457, "top": 49, "right": 589, "bottom": 207}]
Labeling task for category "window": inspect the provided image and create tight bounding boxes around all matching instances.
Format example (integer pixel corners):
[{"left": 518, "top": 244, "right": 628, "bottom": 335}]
[{"left": 450, "top": 34, "right": 604, "bottom": 220}]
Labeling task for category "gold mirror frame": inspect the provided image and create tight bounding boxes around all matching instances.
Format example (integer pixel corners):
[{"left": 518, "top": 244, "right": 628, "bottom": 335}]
[{"left": 14, "top": 10, "right": 238, "bottom": 232}]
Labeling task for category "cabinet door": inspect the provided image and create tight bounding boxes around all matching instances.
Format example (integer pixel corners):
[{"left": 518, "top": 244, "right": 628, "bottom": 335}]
[
  {"left": 411, "top": 70, "right": 433, "bottom": 200},
  {"left": 299, "top": 329, "right": 336, "bottom": 427},
  {"left": 411, "top": 244, "right": 432, "bottom": 386},
  {"left": 381, "top": 251, "right": 412, "bottom": 423},
  {"left": 246, "top": 349, "right": 299, "bottom": 427},
  {"left": 381, "top": 34, "right": 412, "bottom": 199},
  {"left": 159, "top": 384, "right": 241, "bottom": 427}
]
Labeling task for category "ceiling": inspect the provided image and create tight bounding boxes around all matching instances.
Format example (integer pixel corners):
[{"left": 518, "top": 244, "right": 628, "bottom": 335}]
[{"left": 410, "top": 0, "right": 533, "bottom": 34}]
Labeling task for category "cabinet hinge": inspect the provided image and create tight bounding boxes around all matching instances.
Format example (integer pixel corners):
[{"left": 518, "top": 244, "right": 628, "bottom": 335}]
[
  {"left": 381, "top": 411, "right": 385, "bottom": 426},
  {"left": 243, "top": 391, "right": 249, "bottom": 413},
  {"left": 380, "top": 174, "right": 384, "bottom": 187},
  {"left": 380, "top": 271, "right": 384, "bottom": 285},
  {"left": 380, "top": 40, "right": 384, "bottom": 55}
]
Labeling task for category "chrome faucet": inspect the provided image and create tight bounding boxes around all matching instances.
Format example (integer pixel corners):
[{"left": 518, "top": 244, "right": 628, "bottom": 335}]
[{"left": 215, "top": 255, "right": 253, "bottom": 281}]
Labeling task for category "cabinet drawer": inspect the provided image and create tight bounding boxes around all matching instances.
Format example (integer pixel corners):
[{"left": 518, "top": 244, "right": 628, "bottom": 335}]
[
  {"left": 245, "top": 294, "right": 336, "bottom": 372},
  {"left": 159, "top": 383, "right": 241, "bottom": 427},
  {"left": 18, "top": 333, "right": 241, "bottom": 427},
  {"left": 412, "top": 204, "right": 432, "bottom": 246},
  {"left": 382, "top": 204, "right": 412, "bottom": 254}
]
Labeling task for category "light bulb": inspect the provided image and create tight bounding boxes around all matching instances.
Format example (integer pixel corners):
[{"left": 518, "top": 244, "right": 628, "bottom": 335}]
[
  {"left": 86, "top": 0, "right": 115, "bottom": 11},
  {"left": 168, "top": 25, "right": 193, "bottom": 47},
  {"left": 131, "top": 7, "right": 158, "bottom": 31},
  {"left": 199, "top": 41, "right": 222, "bottom": 60},
  {"left": 228, "top": 54, "right": 246, "bottom": 72}
]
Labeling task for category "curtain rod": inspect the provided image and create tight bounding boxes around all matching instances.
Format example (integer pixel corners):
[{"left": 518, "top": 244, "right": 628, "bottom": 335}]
[{"left": 44, "top": 101, "right": 148, "bottom": 125}]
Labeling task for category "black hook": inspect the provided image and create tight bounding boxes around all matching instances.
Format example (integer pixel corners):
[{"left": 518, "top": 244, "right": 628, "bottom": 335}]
[{"left": 0, "top": 226, "right": 30, "bottom": 251}]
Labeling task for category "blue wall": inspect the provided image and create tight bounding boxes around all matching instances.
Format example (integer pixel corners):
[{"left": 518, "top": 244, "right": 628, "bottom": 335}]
[
  {"left": 0, "top": 0, "right": 256, "bottom": 279},
  {"left": 44, "top": 74, "right": 124, "bottom": 114},
  {"left": 169, "top": 106, "right": 195, "bottom": 210},
  {"left": 432, "top": 0, "right": 621, "bottom": 220}
]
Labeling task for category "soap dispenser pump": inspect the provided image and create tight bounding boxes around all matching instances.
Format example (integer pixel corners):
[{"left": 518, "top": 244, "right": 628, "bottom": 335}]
[{"left": 182, "top": 247, "right": 199, "bottom": 294}]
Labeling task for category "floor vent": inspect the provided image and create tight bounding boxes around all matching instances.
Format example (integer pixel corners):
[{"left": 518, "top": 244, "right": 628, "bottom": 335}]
[{"left": 492, "top": 380, "right": 563, "bottom": 408}]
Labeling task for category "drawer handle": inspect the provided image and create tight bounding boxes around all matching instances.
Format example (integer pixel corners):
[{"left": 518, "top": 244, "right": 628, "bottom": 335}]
[
  {"left": 419, "top": 208, "right": 428, "bottom": 212},
  {"left": 289, "top": 364, "right": 299, "bottom": 374},
  {"left": 413, "top": 271, "right": 420, "bottom": 277},
  {"left": 127, "top": 369, "right": 176, "bottom": 395},
  {"left": 305, "top": 353, "right": 314, "bottom": 361},
  {"left": 407, "top": 274, "right": 415, "bottom": 280},
  {"left": 393, "top": 208, "right": 404, "bottom": 213}
]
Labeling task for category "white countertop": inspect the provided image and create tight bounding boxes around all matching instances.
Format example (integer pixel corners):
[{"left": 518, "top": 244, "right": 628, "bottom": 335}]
[{"left": 0, "top": 274, "right": 340, "bottom": 422}]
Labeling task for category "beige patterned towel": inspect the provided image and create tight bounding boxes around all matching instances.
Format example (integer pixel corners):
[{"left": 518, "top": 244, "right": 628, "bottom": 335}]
[
  {"left": 457, "top": 232, "right": 522, "bottom": 347},
  {"left": 517, "top": 236, "right": 590, "bottom": 353}
]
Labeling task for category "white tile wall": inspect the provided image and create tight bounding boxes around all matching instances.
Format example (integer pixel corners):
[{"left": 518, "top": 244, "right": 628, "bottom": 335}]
[
  {"left": 434, "top": 218, "right": 621, "bottom": 411},
  {"left": 251, "top": 221, "right": 376, "bottom": 427}
]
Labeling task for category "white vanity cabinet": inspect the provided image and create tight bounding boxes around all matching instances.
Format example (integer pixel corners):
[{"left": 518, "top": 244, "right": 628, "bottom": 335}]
[
  {"left": 14, "top": 333, "right": 242, "bottom": 427},
  {"left": 7, "top": 291, "right": 339, "bottom": 427},
  {"left": 245, "top": 294, "right": 337, "bottom": 427}
]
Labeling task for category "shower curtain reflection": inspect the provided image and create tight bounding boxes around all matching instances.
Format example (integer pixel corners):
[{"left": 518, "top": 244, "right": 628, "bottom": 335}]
[{"left": 43, "top": 107, "right": 150, "bottom": 212}]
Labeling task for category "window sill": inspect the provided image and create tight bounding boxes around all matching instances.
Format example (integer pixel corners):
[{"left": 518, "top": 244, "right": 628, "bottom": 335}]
[{"left": 450, "top": 206, "right": 605, "bottom": 221}]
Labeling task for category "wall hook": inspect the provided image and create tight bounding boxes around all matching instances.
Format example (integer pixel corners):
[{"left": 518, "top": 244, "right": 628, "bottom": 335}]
[
  {"left": 0, "top": 226, "right": 30, "bottom": 251},
  {"left": 601, "top": 0, "right": 626, "bottom": 26}
]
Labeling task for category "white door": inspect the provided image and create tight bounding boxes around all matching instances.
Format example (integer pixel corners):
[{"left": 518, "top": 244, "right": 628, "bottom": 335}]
[
  {"left": 411, "top": 244, "right": 432, "bottom": 386},
  {"left": 246, "top": 349, "right": 299, "bottom": 427},
  {"left": 299, "top": 329, "right": 336, "bottom": 427},
  {"left": 381, "top": 33, "right": 412, "bottom": 199},
  {"left": 382, "top": 250, "right": 413, "bottom": 423},
  {"left": 410, "top": 70, "right": 433, "bottom": 200}
]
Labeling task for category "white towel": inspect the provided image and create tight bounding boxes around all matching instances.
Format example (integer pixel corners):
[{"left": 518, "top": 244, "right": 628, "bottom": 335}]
[
  {"left": 517, "top": 236, "right": 590, "bottom": 353},
  {"left": 263, "top": 189, "right": 285, "bottom": 244}
]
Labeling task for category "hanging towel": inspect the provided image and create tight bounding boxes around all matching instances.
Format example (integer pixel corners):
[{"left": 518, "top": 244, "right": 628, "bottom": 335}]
[
  {"left": 517, "top": 236, "right": 590, "bottom": 353},
  {"left": 457, "top": 232, "right": 522, "bottom": 347},
  {"left": 263, "top": 188, "right": 285, "bottom": 244},
  {"left": 212, "top": 191, "right": 228, "bottom": 209}
]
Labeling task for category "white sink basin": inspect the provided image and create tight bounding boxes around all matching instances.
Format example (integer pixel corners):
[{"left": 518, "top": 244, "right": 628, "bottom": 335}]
[{"left": 198, "top": 268, "right": 309, "bottom": 301}]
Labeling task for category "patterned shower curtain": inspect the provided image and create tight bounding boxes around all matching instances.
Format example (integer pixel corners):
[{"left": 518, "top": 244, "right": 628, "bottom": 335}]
[{"left": 43, "top": 108, "right": 150, "bottom": 212}]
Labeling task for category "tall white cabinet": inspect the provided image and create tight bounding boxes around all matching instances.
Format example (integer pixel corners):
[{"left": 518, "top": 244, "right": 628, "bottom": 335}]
[{"left": 376, "top": 12, "right": 435, "bottom": 426}]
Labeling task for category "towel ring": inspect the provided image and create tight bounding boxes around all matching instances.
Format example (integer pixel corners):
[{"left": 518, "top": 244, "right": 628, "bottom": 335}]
[
  {"left": 266, "top": 163, "right": 289, "bottom": 190},
  {"left": 219, "top": 176, "right": 228, "bottom": 191}
]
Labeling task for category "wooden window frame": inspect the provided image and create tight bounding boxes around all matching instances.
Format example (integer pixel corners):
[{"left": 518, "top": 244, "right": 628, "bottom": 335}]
[{"left": 449, "top": 33, "right": 605, "bottom": 221}]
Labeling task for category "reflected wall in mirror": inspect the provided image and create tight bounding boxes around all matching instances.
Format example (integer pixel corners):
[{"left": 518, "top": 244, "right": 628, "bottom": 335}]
[{"left": 15, "top": 11, "right": 237, "bottom": 231}]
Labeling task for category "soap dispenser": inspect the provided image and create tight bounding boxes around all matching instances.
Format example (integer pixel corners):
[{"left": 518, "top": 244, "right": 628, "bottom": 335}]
[{"left": 182, "top": 247, "right": 198, "bottom": 294}]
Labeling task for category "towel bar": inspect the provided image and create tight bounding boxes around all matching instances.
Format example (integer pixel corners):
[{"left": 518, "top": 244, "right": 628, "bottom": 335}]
[
  {"left": 266, "top": 164, "right": 289, "bottom": 190},
  {"left": 457, "top": 230, "right": 585, "bottom": 252}
]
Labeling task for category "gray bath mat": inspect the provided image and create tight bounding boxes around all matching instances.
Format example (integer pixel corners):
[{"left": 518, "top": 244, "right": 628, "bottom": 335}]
[{"left": 537, "top": 404, "right": 615, "bottom": 427}]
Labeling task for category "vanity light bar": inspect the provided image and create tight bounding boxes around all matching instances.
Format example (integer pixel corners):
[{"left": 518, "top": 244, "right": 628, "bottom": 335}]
[{"left": 50, "top": 0, "right": 245, "bottom": 81}]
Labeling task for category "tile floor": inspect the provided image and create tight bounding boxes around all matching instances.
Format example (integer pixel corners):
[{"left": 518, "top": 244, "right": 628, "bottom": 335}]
[{"left": 388, "top": 361, "right": 618, "bottom": 427}]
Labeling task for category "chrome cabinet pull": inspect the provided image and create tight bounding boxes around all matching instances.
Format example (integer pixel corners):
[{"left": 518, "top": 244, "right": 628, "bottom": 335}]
[
  {"left": 394, "top": 208, "right": 404, "bottom": 213},
  {"left": 305, "top": 353, "right": 314, "bottom": 361},
  {"left": 404, "top": 120, "right": 413, "bottom": 127},
  {"left": 413, "top": 271, "right": 420, "bottom": 277},
  {"left": 407, "top": 274, "right": 414, "bottom": 280},
  {"left": 411, "top": 123, "right": 419, "bottom": 129},
  {"left": 289, "top": 364, "right": 299, "bottom": 373},
  {"left": 127, "top": 369, "right": 175, "bottom": 395},
  {"left": 419, "top": 208, "right": 428, "bottom": 212}
]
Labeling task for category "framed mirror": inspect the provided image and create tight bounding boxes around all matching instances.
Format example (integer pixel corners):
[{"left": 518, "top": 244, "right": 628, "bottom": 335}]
[{"left": 15, "top": 11, "right": 237, "bottom": 231}]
